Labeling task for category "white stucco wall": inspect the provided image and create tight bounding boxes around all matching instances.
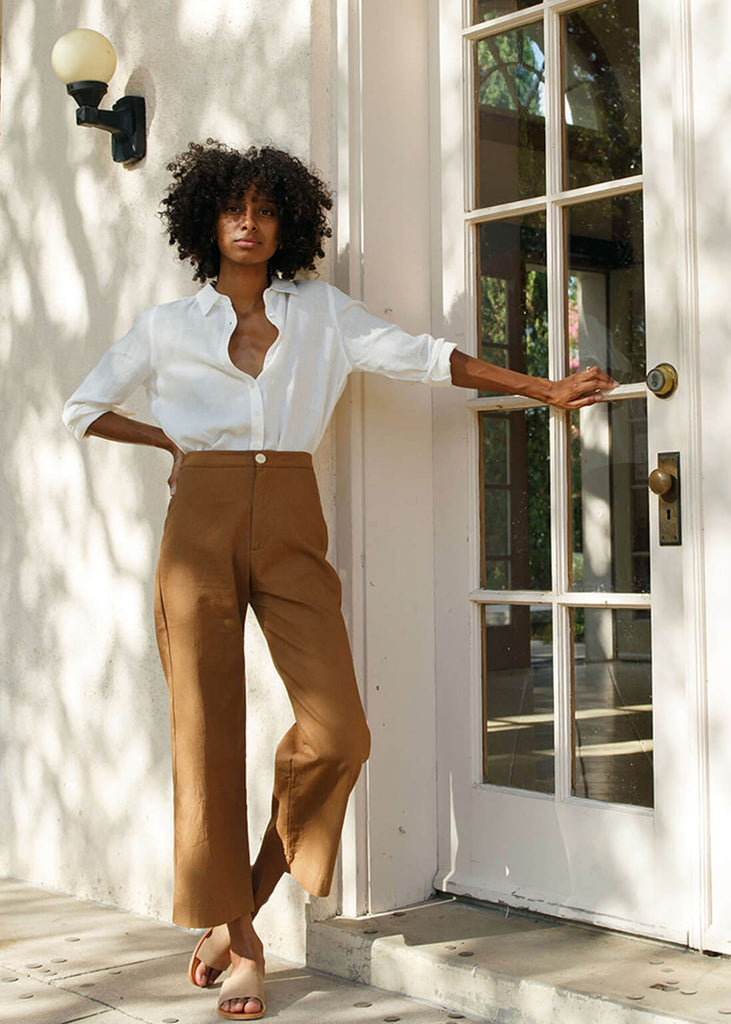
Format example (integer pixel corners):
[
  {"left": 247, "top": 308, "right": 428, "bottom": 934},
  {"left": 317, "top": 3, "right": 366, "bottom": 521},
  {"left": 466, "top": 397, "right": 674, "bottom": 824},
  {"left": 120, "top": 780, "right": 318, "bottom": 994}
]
[{"left": 0, "top": 0, "right": 336, "bottom": 960}]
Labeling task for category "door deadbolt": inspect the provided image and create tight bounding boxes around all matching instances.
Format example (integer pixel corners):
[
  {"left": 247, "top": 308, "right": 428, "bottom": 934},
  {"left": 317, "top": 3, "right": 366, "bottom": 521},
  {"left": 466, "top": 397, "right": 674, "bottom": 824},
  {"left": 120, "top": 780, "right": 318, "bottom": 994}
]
[
  {"left": 646, "top": 362, "right": 678, "bottom": 398},
  {"left": 648, "top": 452, "right": 681, "bottom": 545}
]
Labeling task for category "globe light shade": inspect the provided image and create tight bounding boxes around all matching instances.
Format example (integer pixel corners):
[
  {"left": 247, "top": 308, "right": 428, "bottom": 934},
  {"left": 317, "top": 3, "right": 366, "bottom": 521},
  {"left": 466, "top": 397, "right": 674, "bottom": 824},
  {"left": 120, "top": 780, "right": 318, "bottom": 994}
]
[
  {"left": 51, "top": 28, "right": 117, "bottom": 86},
  {"left": 51, "top": 28, "right": 145, "bottom": 166}
]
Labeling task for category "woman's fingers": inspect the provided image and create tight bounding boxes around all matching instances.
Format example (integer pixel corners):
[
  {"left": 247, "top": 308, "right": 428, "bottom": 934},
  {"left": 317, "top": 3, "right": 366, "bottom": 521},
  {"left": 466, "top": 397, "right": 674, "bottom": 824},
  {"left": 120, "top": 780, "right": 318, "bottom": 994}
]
[
  {"left": 549, "top": 367, "right": 618, "bottom": 409},
  {"left": 168, "top": 449, "right": 184, "bottom": 495}
]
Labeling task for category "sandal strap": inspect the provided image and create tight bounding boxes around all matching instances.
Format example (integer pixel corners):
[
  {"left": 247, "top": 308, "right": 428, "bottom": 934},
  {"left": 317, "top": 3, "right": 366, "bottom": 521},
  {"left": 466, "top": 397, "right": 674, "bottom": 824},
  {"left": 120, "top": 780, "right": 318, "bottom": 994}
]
[
  {"left": 217, "top": 963, "right": 265, "bottom": 1012},
  {"left": 198, "top": 926, "right": 232, "bottom": 972}
]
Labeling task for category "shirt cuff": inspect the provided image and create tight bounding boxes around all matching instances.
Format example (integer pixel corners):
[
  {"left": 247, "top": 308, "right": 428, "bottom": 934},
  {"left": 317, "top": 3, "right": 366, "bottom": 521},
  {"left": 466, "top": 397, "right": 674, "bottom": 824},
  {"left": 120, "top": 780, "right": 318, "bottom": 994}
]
[
  {"left": 62, "top": 404, "right": 121, "bottom": 441},
  {"left": 425, "top": 339, "right": 457, "bottom": 387}
]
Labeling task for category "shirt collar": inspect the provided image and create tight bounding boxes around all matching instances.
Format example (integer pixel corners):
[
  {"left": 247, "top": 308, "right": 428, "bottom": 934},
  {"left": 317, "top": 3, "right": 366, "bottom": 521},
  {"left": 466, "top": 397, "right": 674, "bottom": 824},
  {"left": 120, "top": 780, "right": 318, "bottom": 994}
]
[{"left": 196, "top": 278, "right": 298, "bottom": 316}]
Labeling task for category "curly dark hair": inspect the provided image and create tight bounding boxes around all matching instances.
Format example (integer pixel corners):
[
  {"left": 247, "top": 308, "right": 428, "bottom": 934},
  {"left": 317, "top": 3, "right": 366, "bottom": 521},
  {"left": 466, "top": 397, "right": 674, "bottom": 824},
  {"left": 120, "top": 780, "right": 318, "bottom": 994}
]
[{"left": 159, "top": 140, "right": 333, "bottom": 282}]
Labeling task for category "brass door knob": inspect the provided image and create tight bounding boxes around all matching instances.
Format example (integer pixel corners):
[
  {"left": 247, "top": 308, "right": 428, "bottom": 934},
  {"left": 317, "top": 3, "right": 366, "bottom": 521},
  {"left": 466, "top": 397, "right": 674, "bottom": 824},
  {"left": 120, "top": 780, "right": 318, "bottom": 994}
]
[
  {"left": 648, "top": 468, "right": 673, "bottom": 495},
  {"left": 646, "top": 362, "right": 678, "bottom": 398}
]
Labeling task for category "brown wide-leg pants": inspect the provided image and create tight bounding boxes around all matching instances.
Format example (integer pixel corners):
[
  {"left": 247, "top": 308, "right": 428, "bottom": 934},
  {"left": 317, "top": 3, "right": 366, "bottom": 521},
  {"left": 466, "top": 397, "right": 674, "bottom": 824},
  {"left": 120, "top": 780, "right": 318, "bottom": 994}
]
[{"left": 154, "top": 451, "right": 370, "bottom": 928}]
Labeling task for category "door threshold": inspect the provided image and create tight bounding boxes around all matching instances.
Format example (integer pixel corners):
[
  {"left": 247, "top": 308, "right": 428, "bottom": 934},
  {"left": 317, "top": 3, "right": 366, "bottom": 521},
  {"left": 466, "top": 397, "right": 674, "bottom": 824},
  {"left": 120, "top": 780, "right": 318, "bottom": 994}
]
[{"left": 307, "top": 895, "right": 731, "bottom": 1023}]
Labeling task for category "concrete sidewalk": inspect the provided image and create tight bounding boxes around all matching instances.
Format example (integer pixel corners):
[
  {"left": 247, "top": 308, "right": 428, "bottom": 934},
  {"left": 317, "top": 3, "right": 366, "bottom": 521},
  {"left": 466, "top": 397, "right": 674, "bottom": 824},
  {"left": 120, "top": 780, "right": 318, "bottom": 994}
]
[{"left": 0, "top": 878, "right": 481, "bottom": 1024}]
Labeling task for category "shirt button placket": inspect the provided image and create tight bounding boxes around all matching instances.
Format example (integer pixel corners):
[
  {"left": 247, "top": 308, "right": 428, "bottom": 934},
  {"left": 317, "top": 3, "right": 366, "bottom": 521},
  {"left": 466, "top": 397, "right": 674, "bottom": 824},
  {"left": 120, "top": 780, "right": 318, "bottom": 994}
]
[{"left": 250, "top": 380, "right": 265, "bottom": 450}]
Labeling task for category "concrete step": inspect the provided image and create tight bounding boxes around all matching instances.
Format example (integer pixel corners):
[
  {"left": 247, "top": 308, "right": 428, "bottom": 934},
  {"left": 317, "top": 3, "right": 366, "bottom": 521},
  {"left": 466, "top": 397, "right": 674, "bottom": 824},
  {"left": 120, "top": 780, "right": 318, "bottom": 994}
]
[
  {"left": 0, "top": 878, "right": 482, "bottom": 1024},
  {"left": 307, "top": 896, "right": 731, "bottom": 1024}
]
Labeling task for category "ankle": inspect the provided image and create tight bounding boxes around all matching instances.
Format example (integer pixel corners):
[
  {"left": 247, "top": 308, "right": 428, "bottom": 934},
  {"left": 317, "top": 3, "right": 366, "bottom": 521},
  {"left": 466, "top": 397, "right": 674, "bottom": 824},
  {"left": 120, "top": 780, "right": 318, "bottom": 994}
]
[{"left": 227, "top": 915, "right": 264, "bottom": 964}]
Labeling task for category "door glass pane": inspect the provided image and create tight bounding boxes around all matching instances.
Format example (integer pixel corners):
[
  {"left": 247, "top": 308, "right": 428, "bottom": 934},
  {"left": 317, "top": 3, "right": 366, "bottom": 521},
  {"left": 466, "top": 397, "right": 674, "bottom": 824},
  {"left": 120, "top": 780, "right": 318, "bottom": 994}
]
[
  {"left": 474, "top": 0, "right": 539, "bottom": 23},
  {"left": 567, "top": 192, "right": 645, "bottom": 383},
  {"left": 480, "top": 408, "right": 550, "bottom": 591},
  {"left": 563, "top": 0, "right": 642, "bottom": 189},
  {"left": 478, "top": 212, "right": 547, "bottom": 383},
  {"left": 483, "top": 604, "right": 554, "bottom": 794},
  {"left": 572, "top": 607, "right": 652, "bottom": 807},
  {"left": 475, "top": 23, "right": 545, "bottom": 207},
  {"left": 570, "top": 400, "right": 649, "bottom": 593}
]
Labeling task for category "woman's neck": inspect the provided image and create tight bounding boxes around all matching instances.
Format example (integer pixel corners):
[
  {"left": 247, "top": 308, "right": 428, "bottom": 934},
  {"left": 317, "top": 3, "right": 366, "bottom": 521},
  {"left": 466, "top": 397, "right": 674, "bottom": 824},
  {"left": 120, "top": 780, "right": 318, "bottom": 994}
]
[{"left": 215, "top": 263, "right": 270, "bottom": 316}]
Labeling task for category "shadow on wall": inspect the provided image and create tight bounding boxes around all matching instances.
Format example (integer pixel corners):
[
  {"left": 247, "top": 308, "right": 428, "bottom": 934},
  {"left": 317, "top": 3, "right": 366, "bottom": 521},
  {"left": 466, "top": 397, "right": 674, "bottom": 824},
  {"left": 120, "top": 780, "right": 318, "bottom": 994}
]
[{"left": 0, "top": 0, "right": 315, "bottom": 921}]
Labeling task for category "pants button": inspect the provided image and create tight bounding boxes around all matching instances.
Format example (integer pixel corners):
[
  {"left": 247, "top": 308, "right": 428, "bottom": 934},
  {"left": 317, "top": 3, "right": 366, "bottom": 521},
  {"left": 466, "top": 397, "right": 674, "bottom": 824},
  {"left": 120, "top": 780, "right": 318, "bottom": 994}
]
[{"left": 255, "top": 452, "right": 267, "bottom": 464}]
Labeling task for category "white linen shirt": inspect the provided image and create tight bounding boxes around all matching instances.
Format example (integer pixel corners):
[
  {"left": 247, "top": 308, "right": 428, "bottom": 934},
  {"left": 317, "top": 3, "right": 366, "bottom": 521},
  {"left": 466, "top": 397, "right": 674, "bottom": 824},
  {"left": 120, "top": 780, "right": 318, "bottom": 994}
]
[{"left": 62, "top": 279, "right": 456, "bottom": 454}]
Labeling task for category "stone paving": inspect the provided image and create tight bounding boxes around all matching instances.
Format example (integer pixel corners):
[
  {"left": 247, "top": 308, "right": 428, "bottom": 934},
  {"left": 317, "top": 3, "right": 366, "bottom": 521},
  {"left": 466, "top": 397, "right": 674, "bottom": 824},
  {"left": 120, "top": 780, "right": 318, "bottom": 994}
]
[{"left": 0, "top": 878, "right": 483, "bottom": 1024}]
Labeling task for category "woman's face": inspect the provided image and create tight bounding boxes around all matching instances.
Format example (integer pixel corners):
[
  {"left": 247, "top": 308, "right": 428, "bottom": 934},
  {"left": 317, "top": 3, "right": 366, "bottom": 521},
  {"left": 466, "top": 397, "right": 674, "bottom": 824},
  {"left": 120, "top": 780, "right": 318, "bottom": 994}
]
[{"left": 215, "top": 186, "right": 280, "bottom": 271}]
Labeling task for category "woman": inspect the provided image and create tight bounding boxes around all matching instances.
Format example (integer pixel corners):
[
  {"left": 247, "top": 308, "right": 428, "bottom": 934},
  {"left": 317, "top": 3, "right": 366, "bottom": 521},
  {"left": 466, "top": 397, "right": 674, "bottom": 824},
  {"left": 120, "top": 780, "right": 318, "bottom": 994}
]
[{"left": 63, "top": 140, "right": 615, "bottom": 1020}]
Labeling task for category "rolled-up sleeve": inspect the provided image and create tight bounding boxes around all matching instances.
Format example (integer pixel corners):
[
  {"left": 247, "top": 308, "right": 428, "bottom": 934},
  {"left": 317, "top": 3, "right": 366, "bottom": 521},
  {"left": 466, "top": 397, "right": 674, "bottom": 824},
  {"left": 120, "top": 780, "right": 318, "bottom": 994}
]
[
  {"left": 332, "top": 287, "right": 456, "bottom": 386},
  {"left": 62, "top": 311, "right": 153, "bottom": 440}
]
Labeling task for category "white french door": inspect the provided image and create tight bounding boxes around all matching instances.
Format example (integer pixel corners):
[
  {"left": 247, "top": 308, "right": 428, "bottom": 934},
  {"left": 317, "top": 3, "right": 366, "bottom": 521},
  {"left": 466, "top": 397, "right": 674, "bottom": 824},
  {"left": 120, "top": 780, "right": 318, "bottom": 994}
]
[{"left": 433, "top": 0, "right": 703, "bottom": 942}]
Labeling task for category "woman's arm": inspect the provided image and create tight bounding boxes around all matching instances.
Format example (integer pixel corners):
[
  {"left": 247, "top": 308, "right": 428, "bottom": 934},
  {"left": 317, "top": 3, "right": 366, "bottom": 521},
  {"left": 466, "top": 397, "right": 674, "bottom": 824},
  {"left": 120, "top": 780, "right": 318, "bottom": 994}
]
[
  {"left": 87, "top": 412, "right": 185, "bottom": 494},
  {"left": 449, "top": 350, "right": 616, "bottom": 410}
]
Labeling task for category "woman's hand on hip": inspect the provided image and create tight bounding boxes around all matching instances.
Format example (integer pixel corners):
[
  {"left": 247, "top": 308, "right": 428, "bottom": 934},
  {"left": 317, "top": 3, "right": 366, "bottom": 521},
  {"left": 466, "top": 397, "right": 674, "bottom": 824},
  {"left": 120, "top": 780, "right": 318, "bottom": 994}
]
[{"left": 168, "top": 447, "right": 185, "bottom": 496}]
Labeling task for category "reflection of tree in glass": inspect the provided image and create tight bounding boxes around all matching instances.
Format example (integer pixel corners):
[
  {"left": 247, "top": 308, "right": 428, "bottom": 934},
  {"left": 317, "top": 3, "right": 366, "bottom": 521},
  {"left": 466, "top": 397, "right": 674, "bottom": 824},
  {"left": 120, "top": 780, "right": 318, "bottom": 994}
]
[
  {"left": 479, "top": 269, "right": 551, "bottom": 589},
  {"left": 480, "top": 413, "right": 510, "bottom": 590},
  {"left": 568, "top": 275, "right": 580, "bottom": 370},
  {"left": 476, "top": 28, "right": 546, "bottom": 203},
  {"left": 477, "top": 31, "right": 545, "bottom": 114},
  {"left": 526, "top": 406, "right": 550, "bottom": 590},
  {"left": 564, "top": 0, "right": 642, "bottom": 187},
  {"left": 480, "top": 275, "right": 508, "bottom": 369},
  {"left": 570, "top": 413, "right": 584, "bottom": 594},
  {"left": 475, "top": 0, "right": 537, "bottom": 24},
  {"left": 524, "top": 270, "right": 550, "bottom": 590},
  {"left": 524, "top": 267, "right": 548, "bottom": 378}
]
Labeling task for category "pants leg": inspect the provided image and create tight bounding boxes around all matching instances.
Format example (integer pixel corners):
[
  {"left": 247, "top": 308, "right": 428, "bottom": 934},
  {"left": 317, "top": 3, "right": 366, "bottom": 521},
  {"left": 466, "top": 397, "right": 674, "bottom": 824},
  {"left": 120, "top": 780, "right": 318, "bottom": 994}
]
[
  {"left": 154, "top": 459, "right": 256, "bottom": 928},
  {"left": 154, "top": 452, "right": 369, "bottom": 928},
  {"left": 249, "top": 461, "right": 370, "bottom": 897}
]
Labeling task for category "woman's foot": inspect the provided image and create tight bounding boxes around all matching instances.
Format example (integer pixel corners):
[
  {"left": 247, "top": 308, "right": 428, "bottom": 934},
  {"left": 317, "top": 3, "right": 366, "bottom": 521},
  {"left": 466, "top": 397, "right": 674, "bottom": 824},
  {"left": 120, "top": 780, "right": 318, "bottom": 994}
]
[
  {"left": 195, "top": 957, "right": 225, "bottom": 987},
  {"left": 219, "top": 915, "right": 265, "bottom": 1017},
  {"left": 189, "top": 924, "right": 231, "bottom": 987}
]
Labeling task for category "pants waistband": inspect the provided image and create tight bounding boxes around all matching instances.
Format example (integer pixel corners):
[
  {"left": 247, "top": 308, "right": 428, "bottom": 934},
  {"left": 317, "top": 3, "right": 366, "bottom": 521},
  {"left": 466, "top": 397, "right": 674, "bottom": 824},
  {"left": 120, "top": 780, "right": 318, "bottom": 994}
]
[{"left": 182, "top": 451, "right": 313, "bottom": 469}]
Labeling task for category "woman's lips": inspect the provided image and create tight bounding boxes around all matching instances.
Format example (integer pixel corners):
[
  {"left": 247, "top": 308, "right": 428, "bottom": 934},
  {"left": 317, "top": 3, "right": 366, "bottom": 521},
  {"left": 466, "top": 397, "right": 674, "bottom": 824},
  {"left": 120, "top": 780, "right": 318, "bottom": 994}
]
[{"left": 234, "top": 238, "right": 259, "bottom": 248}]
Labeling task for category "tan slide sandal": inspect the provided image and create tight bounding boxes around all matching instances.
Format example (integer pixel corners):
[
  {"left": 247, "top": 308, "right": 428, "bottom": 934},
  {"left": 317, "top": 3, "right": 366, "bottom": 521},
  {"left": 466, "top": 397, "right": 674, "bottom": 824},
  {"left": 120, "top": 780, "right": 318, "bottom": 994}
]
[
  {"left": 217, "top": 962, "right": 266, "bottom": 1020},
  {"left": 188, "top": 926, "right": 231, "bottom": 987}
]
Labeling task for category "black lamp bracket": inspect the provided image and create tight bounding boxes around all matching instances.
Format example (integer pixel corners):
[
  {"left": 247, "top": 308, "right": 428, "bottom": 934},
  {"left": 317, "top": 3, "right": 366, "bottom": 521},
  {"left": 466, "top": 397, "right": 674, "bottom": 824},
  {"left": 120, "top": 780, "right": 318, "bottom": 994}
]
[{"left": 66, "top": 81, "right": 146, "bottom": 165}]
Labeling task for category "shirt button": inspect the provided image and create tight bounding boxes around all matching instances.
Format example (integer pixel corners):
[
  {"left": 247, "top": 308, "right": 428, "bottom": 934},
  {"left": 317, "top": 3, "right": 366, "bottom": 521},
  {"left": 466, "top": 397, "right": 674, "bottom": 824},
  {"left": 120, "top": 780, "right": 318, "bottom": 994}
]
[{"left": 255, "top": 453, "right": 267, "bottom": 464}]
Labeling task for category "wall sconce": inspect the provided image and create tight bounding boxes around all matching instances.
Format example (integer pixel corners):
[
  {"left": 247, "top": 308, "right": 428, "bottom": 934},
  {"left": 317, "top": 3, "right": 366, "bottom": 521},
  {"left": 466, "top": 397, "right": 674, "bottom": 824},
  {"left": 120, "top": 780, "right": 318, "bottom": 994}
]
[{"left": 51, "top": 28, "right": 146, "bottom": 166}]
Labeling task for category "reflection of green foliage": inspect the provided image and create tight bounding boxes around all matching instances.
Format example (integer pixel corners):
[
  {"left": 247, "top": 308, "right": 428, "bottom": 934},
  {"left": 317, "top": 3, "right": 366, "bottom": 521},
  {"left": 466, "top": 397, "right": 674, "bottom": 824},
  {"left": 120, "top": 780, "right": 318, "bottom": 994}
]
[
  {"left": 524, "top": 271, "right": 550, "bottom": 589},
  {"left": 524, "top": 268, "right": 548, "bottom": 378},
  {"left": 564, "top": 0, "right": 642, "bottom": 185},
  {"left": 570, "top": 413, "right": 583, "bottom": 583},
  {"left": 484, "top": 559, "right": 508, "bottom": 589},
  {"left": 476, "top": 0, "right": 536, "bottom": 24},
  {"left": 477, "top": 30, "right": 545, "bottom": 114},
  {"left": 480, "top": 266, "right": 548, "bottom": 378},
  {"left": 480, "top": 266, "right": 551, "bottom": 591},
  {"left": 476, "top": 29, "right": 546, "bottom": 201},
  {"left": 574, "top": 607, "right": 585, "bottom": 643},
  {"left": 526, "top": 405, "right": 550, "bottom": 590},
  {"left": 480, "top": 276, "right": 508, "bottom": 366}
]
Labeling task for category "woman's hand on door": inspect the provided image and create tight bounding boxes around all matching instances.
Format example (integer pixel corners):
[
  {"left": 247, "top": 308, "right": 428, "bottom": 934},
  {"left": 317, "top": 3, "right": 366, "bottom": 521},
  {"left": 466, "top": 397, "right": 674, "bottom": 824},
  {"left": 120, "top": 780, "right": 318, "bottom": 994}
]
[
  {"left": 449, "top": 350, "right": 617, "bottom": 408},
  {"left": 545, "top": 365, "right": 618, "bottom": 409}
]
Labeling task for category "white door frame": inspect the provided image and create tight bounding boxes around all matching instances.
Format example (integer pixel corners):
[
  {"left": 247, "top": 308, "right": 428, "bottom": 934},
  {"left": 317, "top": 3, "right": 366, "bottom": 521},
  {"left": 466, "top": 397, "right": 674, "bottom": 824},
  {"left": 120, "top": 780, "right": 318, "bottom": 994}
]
[{"left": 333, "top": 0, "right": 443, "bottom": 918}]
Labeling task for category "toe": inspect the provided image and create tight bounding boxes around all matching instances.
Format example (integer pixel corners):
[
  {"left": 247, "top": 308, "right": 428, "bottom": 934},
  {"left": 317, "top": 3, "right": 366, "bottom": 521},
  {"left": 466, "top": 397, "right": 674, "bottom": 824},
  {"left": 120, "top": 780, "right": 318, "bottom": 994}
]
[
  {"left": 194, "top": 961, "right": 221, "bottom": 987},
  {"left": 221, "top": 996, "right": 262, "bottom": 1015}
]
